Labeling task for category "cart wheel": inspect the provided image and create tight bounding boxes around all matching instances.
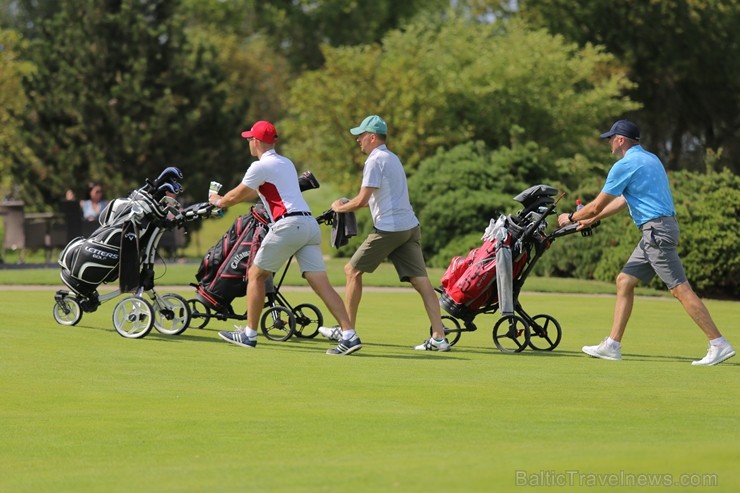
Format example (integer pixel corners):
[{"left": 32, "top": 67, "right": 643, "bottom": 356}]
[
  {"left": 187, "top": 298, "right": 211, "bottom": 329},
  {"left": 260, "top": 306, "right": 296, "bottom": 342},
  {"left": 492, "top": 315, "right": 529, "bottom": 353},
  {"left": 527, "top": 314, "right": 562, "bottom": 351},
  {"left": 431, "top": 315, "right": 462, "bottom": 347},
  {"left": 153, "top": 293, "right": 191, "bottom": 335},
  {"left": 293, "top": 303, "right": 323, "bottom": 338},
  {"left": 112, "top": 297, "right": 154, "bottom": 339},
  {"left": 53, "top": 297, "right": 82, "bottom": 326}
]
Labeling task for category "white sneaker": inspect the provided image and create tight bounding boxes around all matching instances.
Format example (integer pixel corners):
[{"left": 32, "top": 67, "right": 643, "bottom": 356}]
[
  {"left": 318, "top": 325, "right": 343, "bottom": 342},
  {"left": 691, "top": 343, "right": 735, "bottom": 366},
  {"left": 414, "top": 337, "right": 451, "bottom": 352},
  {"left": 582, "top": 338, "right": 622, "bottom": 360}
]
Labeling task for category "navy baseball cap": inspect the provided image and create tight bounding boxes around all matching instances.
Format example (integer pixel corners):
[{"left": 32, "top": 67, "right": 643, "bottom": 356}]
[{"left": 600, "top": 120, "right": 640, "bottom": 141}]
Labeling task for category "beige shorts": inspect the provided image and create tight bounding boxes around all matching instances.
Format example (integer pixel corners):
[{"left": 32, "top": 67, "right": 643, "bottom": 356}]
[{"left": 253, "top": 216, "right": 325, "bottom": 274}]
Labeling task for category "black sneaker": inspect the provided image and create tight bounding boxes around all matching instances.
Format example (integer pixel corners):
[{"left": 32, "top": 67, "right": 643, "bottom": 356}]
[
  {"left": 326, "top": 335, "right": 362, "bottom": 355},
  {"left": 218, "top": 330, "right": 257, "bottom": 348}
]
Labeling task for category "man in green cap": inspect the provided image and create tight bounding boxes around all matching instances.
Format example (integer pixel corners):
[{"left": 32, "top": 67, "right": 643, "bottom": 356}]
[{"left": 319, "top": 115, "right": 451, "bottom": 353}]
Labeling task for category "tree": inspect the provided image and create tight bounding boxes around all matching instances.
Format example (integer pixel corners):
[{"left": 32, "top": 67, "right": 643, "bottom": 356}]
[
  {"left": 179, "top": 0, "right": 447, "bottom": 73},
  {"left": 408, "top": 140, "right": 557, "bottom": 265},
  {"left": 519, "top": 0, "right": 740, "bottom": 173},
  {"left": 669, "top": 169, "right": 740, "bottom": 298},
  {"left": 11, "top": 0, "right": 245, "bottom": 208},
  {"left": 0, "top": 28, "right": 36, "bottom": 200},
  {"left": 0, "top": 0, "right": 61, "bottom": 32},
  {"left": 281, "top": 16, "right": 639, "bottom": 194},
  {"left": 251, "top": 0, "right": 447, "bottom": 72}
]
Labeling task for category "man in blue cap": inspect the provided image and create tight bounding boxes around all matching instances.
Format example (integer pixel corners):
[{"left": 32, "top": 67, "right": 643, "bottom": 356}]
[
  {"left": 558, "top": 119, "right": 734, "bottom": 366},
  {"left": 318, "top": 115, "right": 451, "bottom": 354}
]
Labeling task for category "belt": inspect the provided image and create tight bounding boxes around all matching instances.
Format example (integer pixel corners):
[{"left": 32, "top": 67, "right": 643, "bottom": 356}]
[{"left": 274, "top": 211, "right": 312, "bottom": 222}]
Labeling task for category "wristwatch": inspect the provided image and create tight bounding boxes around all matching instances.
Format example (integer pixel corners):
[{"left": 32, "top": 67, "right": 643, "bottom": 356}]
[{"left": 568, "top": 212, "right": 575, "bottom": 223}]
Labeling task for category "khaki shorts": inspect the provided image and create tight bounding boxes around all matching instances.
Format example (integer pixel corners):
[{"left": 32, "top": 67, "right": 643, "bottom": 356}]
[
  {"left": 622, "top": 216, "right": 687, "bottom": 289},
  {"left": 350, "top": 225, "right": 429, "bottom": 282}
]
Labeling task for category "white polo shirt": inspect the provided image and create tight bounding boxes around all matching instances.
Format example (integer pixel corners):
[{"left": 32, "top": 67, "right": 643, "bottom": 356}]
[
  {"left": 361, "top": 145, "right": 419, "bottom": 232},
  {"left": 242, "top": 150, "right": 310, "bottom": 222}
]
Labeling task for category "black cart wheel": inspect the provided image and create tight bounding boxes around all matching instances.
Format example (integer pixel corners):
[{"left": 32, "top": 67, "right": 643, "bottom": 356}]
[
  {"left": 292, "top": 303, "right": 323, "bottom": 338},
  {"left": 527, "top": 314, "right": 562, "bottom": 351},
  {"left": 260, "top": 306, "right": 296, "bottom": 341},
  {"left": 430, "top": 315, "right": 463, "bottom": 347},
  {"left": 187, "top": 298, "right": 211, "bottom": 329},
  {"left": 492, "top": 315, "right": 529, "bottom": 353}
]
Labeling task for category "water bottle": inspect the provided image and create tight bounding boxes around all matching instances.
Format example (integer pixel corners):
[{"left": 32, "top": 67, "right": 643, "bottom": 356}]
[{"left": 576, "top": 199, "right": 595, "bottom": 236}]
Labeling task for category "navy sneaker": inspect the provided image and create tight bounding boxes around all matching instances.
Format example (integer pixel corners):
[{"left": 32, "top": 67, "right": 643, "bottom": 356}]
[
  {"left": 218, "top": 329, "right": 257, "bottom": 348},
  {"left": 326, "top": 335, "right": 362, "bottom": 355}
]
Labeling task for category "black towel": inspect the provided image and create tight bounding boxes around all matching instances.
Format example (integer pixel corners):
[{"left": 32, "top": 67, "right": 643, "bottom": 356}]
[{"left": 330, "top": 198, "right": 357, "bottom": 249}]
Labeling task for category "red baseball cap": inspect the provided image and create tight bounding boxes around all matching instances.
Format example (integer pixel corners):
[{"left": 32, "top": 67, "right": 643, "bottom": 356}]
[{"left": 241, "top": 120, "right": 278, "bottom": 144}]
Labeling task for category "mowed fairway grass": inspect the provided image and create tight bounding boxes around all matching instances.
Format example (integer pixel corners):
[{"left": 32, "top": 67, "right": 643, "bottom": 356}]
[{"left": 1, "top": 287, "right": 738, "bottom": 492}]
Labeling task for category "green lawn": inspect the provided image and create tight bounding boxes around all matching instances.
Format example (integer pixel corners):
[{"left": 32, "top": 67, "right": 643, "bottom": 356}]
[{"left": 1, "top": 287, "right": 738, "bottom": 493}]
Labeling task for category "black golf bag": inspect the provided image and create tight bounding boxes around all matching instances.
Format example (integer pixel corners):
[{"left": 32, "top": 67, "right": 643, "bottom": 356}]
[
  {"left": 192, "top": 170, "right": 321, "bottom": 313},
  {"left": 194, "top": 204, "right": 270, "bottom": 312},
  {"left": 58, "top": 167, "right": 185, "bottom": 297}
]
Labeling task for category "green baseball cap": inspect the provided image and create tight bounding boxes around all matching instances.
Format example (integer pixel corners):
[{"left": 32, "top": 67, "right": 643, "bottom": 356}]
[{"left": 350, "top": 115, "right": 388, "bottom": 135}]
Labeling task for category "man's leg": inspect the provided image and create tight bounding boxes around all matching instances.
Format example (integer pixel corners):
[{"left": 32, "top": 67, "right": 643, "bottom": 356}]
[
  {"left": 670, "top": 282, "right": 722, "bottom": 339},
  {"left": 246, "top": 263, "right": 271, "bottom": 333},
  {"left": 670, "top": 282, "right": 735, "bottom": 366},
  {"left": 218, "top": 262, "right": 270, "bottom": 348},
  {"left": 344, "top": 262, "right": 364, "bottom": 329},
  {"left": 582, "top": 271, "right": 639, "bottom": 360},
  {"left": 307, "top": 270, "right": 363, "bottom": 355},
  {"left": 408, "top": 276, "right": 446, "bottom": 340},
  {"left": 609, "top": 272, "right": 640, "bottom": 342},
  {"left": 304, "top": 271, "right": 353, "bottom": 330},
  {"left": 675, "top": 279, "right": 736, "bottom": 365}
]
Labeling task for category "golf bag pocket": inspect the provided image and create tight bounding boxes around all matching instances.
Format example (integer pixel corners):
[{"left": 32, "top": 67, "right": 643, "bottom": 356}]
[
  {"left": 59, "top": 225, "right": 122, "bottom": 296},
  {"left": 440, "top": 239, "right": 499, "bottom": 317}
]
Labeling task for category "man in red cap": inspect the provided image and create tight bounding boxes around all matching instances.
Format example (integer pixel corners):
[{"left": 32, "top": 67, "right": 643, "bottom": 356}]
[
  {"left": 558, "top": 119, "right": 734, "bottom": 366},
  {"left": 208, "top": 121, "right": 360, "bottom": 355}
]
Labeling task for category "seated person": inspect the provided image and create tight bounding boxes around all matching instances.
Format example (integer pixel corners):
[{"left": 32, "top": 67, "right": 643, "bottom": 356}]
[{"left": 80, "top": 182, "right": 108, "bottom": 222}]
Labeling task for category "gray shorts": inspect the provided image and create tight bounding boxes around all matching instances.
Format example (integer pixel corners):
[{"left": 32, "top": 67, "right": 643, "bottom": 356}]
[
  {"left": 253, "top": 216, "right": 325, "bottom": 274},
  {"left": 350, "top": 225, "right": 429, "bottom": 282},
  {"left": 622, "top": 216, "right": 687, "bottom": 289}
]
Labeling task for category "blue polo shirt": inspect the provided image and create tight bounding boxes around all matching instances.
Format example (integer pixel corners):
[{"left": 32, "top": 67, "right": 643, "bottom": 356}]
[{"left": 602, "top": 145, "right": 676, "bottom": 228}]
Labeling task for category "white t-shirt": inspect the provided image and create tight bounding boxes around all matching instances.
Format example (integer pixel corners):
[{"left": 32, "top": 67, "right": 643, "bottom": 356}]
[
  {"left": 241, "top": 150, "right": 310, "bottom": 222},
  {"left": 361, "top": 145, "right": 419, "bottom": 232}
]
